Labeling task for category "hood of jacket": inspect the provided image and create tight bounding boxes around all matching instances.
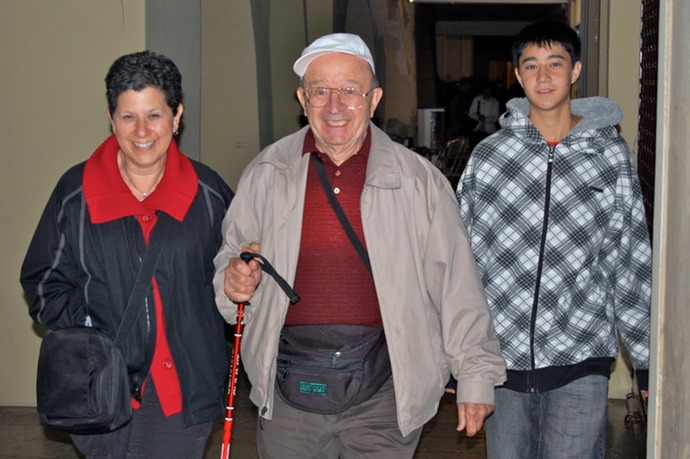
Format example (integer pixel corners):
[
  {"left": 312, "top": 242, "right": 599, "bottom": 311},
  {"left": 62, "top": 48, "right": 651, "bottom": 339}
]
[{"left": 501, "top": 96, "right": 623, "bottom": 144}]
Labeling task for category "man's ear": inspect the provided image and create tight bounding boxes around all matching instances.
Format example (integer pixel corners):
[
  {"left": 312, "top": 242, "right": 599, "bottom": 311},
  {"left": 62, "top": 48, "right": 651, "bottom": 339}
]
[
  {"left": 571, "top": 61, "right": 583, "bottom": 84},
  {"left": 369, "top": 87, "right": 383, "bottom": 118},
  {"left": 514, "top": 67, "right": 524, "bottom": 88},
  {"left": 296, "top": 87, "right": 308, "bottom": 116}
]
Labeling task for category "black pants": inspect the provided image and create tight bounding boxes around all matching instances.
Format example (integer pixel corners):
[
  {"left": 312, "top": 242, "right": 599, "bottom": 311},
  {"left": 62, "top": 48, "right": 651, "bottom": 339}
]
[{"left": 70, "top": 383, "right": 212, "bottom": 459}]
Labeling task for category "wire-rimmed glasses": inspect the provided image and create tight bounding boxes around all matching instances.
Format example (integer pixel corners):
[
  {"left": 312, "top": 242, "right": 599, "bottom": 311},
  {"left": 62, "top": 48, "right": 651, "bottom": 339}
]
[{"left": 304, "top": 87, "right": 371, "bottom": 109}]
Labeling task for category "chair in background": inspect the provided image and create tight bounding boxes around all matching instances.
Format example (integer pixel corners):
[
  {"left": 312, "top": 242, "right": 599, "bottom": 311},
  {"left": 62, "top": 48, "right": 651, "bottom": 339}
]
[{"left": 434, "top": 136, "right": 471, "bottom": 188}]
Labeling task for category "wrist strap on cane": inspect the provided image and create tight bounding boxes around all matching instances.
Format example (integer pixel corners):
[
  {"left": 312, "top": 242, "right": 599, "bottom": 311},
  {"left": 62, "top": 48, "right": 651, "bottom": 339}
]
[{"left": 239, "top": 252, "right": 300, "bottom": 305}]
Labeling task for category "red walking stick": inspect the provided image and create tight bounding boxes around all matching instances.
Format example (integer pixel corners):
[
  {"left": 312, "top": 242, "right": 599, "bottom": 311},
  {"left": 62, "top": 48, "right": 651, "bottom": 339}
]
[
  {"left": 220, "top": 300, "right": 246, "bottom": 459},
  {"left": 219, "top": 252, "right": 299, "bottom": 458},
  {"left": 220, "top": 251, "right": 253, "bottom": 459}
]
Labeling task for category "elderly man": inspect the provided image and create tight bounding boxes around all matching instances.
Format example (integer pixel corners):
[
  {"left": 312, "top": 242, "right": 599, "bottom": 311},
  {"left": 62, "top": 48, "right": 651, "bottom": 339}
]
[{"left": 213, "top": 33, "right": 506, "bottom": 458}]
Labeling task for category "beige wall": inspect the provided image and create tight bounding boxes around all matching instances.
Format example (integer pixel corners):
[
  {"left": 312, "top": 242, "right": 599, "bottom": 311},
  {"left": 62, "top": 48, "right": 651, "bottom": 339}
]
[
  {"left": 1, "top": 0, "right": 145, "bottom": 406},
  {"left": 604, "top": 0, "right": 644, "bottom": 399},
  {"left": 269, "top": 1, "right": 312, "bottom": 141},
  {"left": 200, "top": 0, "right": 259, "bottom": 188},
  {"left": 607, "top": 0, "right": 641, "bottom": 159}
]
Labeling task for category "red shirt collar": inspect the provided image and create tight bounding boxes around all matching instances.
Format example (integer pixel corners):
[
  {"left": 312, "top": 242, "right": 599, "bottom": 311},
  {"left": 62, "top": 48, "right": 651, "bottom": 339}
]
[
  {"left": 301, "top": 127, "right": 371, "bottom": 162},
  {"left": 82, "top": 135, "right": 198, "bottom": 223}
]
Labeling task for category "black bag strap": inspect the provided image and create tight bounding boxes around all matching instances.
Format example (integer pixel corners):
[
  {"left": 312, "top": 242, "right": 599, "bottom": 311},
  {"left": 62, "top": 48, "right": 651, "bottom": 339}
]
[
  {"left": 311, "top": 153, "right": 371, "bottom": 274},
  {"left": 113, "top": 213, "right": 172, "bottom": 348},
  {"left": 239, "top": 252, "right": 300, "bottom": 305}
]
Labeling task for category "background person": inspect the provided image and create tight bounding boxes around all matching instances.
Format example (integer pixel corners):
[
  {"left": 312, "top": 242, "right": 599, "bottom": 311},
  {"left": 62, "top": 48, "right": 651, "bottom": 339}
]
[
  {"left": 456, "top": 21, "right": 652, "bottom": 459},
  {"left": 213, "top": 33, "right": 506, "bottom": 458},
  {"left": 20, "top": 51, "right": 234, "bottom": 458},
  {"left": 467, "top": 81, "right": 500, "bottom": 147}
]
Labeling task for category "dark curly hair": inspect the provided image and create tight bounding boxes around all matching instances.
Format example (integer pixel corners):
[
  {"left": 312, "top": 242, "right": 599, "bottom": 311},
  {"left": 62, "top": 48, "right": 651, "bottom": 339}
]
[
  {"left": 512, "top": 21, "right": 581, "bottom": 69},
  {"left": 105, "top": 50, "right": 183, "bottom": 116}
]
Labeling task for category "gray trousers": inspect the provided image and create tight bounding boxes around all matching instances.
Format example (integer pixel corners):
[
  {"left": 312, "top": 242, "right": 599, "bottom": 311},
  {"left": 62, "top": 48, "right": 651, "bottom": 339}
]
[{"left": 257, "top": 377, "right": 423, "bottom": 459}]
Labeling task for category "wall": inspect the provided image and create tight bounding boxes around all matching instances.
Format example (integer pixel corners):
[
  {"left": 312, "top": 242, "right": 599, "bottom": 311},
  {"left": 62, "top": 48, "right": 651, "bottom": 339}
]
[
  {"left": 378, "top": 2, "right": 418, "bottom": 135},
  {"left": 200, "top": 0, "right": 260, "bottom": 188},
  {"left": 607, "top": 0, "right": 641, "bottom": 157},
  {"left": 604, "top": 0, "right": 644, "bottom": 399},
  {"left": 0, "top": 0, "right": 145, "bottom": 406},
  {"left": 270, "top": 1, "right": 332, "bottom": 141},
  {"left": 147, "top": 1, "right": 202, "bottom": 161},
  {"left": 650, "top": 0, "right": 690, "bottom": 455}
]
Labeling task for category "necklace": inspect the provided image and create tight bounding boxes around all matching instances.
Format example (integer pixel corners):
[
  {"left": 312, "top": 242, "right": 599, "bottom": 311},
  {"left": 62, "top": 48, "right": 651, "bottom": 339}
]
[
  {"left": 117, "top": 150, "right": 165, "bottom": 201},
  {"left": 125, "top": 175, "right": 156, "bottom": 201},
  {"left": 120, "top": 165, "right": 163, "bottom": 202}
]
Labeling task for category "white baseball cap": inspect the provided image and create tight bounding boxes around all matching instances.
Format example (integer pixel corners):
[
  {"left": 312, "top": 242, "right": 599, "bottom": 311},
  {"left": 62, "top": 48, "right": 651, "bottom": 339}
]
[{"left": 293, "top": 33, "right": 376, "bottom": 78}]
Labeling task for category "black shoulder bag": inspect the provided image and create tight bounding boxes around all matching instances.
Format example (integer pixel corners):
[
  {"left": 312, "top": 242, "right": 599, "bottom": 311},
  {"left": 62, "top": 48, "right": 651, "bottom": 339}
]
[
  {"left": 274, "top": 154, "right": 391, "bottom": 415},
  {"left": 36, "top": 214, "right": 171, "bottom": 434}
]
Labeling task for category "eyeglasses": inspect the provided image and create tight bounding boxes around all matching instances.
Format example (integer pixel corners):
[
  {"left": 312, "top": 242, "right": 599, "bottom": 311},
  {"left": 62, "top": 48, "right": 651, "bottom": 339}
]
[{"left": 304, "top": 87, "right": 372, "bottom": 109}]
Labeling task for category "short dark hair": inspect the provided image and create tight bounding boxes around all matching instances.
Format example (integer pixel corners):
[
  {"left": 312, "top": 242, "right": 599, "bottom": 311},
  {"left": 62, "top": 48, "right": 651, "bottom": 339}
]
[
  {"left": 512, "top": 21, "right": 581, "bottom": 68},
  {"left": 105, "top": 50, "right": 183, "bottom": 116}
]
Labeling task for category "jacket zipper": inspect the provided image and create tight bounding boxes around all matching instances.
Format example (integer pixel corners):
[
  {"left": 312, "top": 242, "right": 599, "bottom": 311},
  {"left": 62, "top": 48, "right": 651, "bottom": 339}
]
[{"left": 528, "top": 145, "right": 556, "bottom": 392}]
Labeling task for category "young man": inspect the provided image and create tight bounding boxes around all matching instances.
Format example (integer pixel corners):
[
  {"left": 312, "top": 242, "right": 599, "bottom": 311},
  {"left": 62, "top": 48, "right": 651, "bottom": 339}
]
[
  {"left": 214, "top": 33, "right": 506, "bottom": 458},
  {"left": 456, "top": 21, "right": 652, "bottom": 459}
]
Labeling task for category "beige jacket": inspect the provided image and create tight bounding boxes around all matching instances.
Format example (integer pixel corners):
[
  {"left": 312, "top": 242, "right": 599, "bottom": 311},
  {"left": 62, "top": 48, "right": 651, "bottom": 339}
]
[{"left": 213, "top": 124, "right": 506, "bottom": 436}]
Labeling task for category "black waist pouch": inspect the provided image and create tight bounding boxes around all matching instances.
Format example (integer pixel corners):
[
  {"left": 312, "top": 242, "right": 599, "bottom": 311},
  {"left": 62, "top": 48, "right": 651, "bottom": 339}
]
[{"left": 276, "top": 324, "right": 392, "bottom": 414}]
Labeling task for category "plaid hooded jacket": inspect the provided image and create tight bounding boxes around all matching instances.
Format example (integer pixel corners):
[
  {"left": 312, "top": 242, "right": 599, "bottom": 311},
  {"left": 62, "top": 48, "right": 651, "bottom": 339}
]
[{"left": 457, "top": 96, "right": 651, "bottom": 392}]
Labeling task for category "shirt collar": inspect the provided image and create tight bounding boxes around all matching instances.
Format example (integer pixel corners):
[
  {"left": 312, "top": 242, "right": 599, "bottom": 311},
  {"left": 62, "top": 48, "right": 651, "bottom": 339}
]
[
  {"left": 301, "top": 127, "right": 371, "bottom": 163},
  {"left": 83, "top": 135, "right": 198, "bottom": 224}
]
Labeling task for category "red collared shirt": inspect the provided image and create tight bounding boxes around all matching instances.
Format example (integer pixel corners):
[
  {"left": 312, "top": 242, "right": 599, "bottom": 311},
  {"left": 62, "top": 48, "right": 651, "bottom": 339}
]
[{"left": 285, "top": 128, "right": 382, "bottom": 326}]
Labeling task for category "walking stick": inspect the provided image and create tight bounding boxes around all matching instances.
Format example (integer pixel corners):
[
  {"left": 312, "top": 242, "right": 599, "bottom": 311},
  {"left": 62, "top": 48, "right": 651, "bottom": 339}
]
[
  {"left": 220, "top": 252, "right": 253, "bottom": 459},
  {"left": 220, "top": 299, "right": 245, "bottom": 459},
  {"left": 220, "top": 252, "right": 300, "bottom": 458}
]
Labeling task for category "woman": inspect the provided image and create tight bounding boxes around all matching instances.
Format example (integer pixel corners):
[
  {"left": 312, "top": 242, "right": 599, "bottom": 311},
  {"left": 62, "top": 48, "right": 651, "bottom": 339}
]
[{"left": 20, "top": 51, "right": 233, "bottom": 458}]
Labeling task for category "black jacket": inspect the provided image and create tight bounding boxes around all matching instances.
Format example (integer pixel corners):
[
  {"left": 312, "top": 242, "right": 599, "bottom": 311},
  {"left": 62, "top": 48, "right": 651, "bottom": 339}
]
[{"left": 21, "top": 158, "right": 233, "bottom": 427}]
